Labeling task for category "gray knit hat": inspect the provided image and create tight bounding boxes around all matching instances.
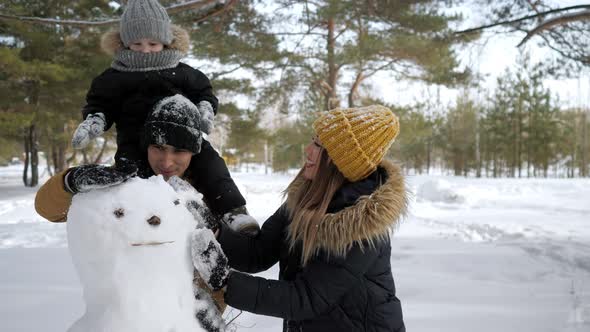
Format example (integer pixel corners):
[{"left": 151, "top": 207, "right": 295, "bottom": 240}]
[{"left": 120, "top": 0, "right": 172, "bottom": 47}]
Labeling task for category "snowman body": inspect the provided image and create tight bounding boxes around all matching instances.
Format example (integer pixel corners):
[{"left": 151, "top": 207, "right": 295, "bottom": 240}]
[{"left": 66, "top": 176, "right": 206, "bottom": 332}]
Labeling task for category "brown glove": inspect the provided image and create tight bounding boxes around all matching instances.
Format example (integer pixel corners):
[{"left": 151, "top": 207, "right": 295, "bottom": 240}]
[{"left": 194, "top": 270, "right": 227, "bottom": 313}]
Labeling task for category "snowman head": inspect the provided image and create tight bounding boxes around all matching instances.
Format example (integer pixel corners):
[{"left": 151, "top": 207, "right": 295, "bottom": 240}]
[{"left": 67, "top": 176, "right": 195, "bottom": 263}]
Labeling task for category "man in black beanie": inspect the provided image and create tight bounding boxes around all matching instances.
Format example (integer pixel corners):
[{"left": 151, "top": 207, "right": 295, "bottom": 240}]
[{"left": 143, "top": 94, "right": 204, "bottom": 179}]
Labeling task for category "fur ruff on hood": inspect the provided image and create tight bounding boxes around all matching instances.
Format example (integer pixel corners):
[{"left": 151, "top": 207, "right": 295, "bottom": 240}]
[
  {"left": 290, "top": 159, "right": 408, "bottom": 260},
  {"left": 100, "top": 24, "right": 190, "bottom": 56}
]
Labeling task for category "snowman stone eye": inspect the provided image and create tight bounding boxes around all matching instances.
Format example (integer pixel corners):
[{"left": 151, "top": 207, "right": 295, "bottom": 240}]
[
  {"left": 113, "top": 208, "right": 125, "bottom": 218},
  {"left": 173, "top": 199, "right": 180, "bottom": 206}
]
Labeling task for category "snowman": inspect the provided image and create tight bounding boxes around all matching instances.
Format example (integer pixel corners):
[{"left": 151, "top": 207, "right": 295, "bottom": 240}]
[{"left": 66, "top": 175, "right": 225, "bottom": 332}]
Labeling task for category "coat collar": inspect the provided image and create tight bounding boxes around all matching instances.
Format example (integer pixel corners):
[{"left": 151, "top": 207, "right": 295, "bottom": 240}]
[
  {"left": 290, "top": 159, "right": 408, "bottom": 259},
  {"left": 100, "top": 24, "right": 190, "bottom": 56}
]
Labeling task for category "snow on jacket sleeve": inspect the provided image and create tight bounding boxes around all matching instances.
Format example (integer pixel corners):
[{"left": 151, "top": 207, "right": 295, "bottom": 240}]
[
  {"left": 34, "top": 170, "right": 73, "bottom": 223},
  {"left": 82, "top": 69, "right": 121, "bottom": 130},
  {"left": 217, "top": 205, "right": 288, "bottom": 273},
  {"left": 223, "top": 241, "right": 382, "bottom": 321},
  {"left": 181, "top": 64, "right": 219, "bottom": 115}
]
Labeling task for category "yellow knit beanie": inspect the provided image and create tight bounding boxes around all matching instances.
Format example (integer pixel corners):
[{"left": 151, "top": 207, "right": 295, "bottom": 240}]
[{"left": 312, "top": 105, "right": 400, "bottom": 182}]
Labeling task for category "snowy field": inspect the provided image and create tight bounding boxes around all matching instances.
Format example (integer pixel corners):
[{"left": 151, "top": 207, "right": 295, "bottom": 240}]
[{"left": 1, "top": 163, "right": 589, "bottom": 332}]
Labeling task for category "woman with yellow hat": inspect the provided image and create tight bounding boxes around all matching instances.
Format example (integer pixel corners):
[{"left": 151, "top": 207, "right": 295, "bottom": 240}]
[{"left": 192, "top": 105, "right": 407, "bottom": 332}]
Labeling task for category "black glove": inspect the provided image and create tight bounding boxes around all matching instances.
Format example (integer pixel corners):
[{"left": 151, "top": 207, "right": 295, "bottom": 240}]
[
  {"left": 191, "top": 229, "right": 230, "bottom": 291},
  {"left": 187, "top": 201, "right": 222, "bottom": 232},
  {"left": 65, "top": 160, "right": 138, "bottom": 194}
]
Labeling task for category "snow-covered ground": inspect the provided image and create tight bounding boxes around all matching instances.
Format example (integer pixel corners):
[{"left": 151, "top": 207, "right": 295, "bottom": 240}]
[{"left": 1, "top": 163, "right": 589, "bottom": 332}]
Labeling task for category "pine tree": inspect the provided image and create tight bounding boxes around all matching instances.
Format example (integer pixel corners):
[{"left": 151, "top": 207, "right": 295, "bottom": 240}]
[
  {"left": 1, "top": 0, "right": 116, "bottom": 184},
  {"left": 260, "top": 0, "right": 475, "bottom": 113}
]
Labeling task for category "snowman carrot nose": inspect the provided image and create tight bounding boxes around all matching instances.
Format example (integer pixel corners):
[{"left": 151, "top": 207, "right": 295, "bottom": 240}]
[{"left": 147, "top": 215, "right": 161, "bottom": 226}]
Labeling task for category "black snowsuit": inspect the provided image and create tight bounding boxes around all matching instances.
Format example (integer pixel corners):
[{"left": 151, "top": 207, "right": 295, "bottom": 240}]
[{"left": 218, "top": 160, "right": 407, "bottom": 332}]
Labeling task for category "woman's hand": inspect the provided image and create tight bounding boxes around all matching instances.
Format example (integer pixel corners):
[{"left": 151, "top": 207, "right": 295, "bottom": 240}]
[{"left": 64, "top": 159, "right": 138, "bottom": 194}]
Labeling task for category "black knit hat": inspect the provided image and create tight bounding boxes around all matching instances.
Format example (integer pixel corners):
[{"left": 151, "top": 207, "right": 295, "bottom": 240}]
[{"left": 144, "top": 94, "right": 202, "bottom": 154}]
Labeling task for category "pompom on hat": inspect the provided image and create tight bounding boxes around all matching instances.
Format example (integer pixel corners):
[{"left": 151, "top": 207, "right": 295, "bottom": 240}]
[
  {"left": 312, "top": 105, "right": 400, "bottom": 182},
  {"left": 120, "top": 0, "right": 173, "bottom": 47}
]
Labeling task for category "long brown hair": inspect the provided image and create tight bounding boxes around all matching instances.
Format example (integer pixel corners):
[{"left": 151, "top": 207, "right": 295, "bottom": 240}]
[{"left": 285, "top": 148, "right": 346, "bottom": 265}]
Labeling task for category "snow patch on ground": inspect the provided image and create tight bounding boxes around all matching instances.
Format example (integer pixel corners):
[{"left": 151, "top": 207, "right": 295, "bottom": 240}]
[{"left": 1, "top": 164, "right": 589, "bottom": 331}]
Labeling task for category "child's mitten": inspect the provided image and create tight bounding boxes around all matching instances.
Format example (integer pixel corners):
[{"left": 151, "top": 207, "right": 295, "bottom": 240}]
[
  {"left": 197, "top": 101, "right": 214, "bottom": 135},
  {"left": 71, "top": 113, "right": 106, "bottom": 149},
  {"left": 191, "top": 229, "right": 230, "bottom": 291}
]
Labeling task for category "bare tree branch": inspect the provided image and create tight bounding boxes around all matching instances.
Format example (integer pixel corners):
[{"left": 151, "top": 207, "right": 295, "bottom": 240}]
[
  {"left": 518, "top": 9, "right": 590, "bottom": 46},
  {"left": 209, "top": 64, "right": 244, "bottom": 81},
  {"left": 188, "top": 0, "right": 239, "bottom": 24},
  {"left": 0, "top": 13, "right": 119, "bottom": 27},
  {"left": 166, "top": 0, "right": 224, "bottom": 15},
  {"left": 525, "top": 0, "right": 542, "bottom": 15},
  {"left": 0, "top": 0, "right": 230, "bottom": 27},
  {"left": 455, "top": 5, "right": 590, "bottom": 35}
]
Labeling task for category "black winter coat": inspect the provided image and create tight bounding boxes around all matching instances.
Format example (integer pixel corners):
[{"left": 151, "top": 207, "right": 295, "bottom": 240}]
[
  {"left": 218, "top": 160, "right": 407, "bottom": 332},
  {"left": 82, "top": 62, "right": 218, "bottom": 162}
]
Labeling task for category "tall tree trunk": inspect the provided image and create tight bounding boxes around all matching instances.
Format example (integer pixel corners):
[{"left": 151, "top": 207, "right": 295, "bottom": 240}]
[
  {"left": 264, "top": 141, "right": 269, "bottom": 175},
  {"left": 348, "top": 18, "right": 366, "bottom": 108},
  {"left": 22, "top": 124, "right": 39, "bottom": 187},
  {"left": 512, "top": 115, "right": 517, "bottom": 178},
  {"left": 22, "top": 79, "right": 39, "bottom": 187},
  {"left": 582, "top": 111, "right": 588, "bottom": 177},
  {"left": 517, "top": 108, "right": 522, "bottom": 178},
  {"left": 426, "top": 139, "right": 432, "bottom": 174},
  {"left": 571, "top": 113, "right": 577, "bottom": 178},
  {"left": 50, "top": 146, "right": 57, "bottom": 176},
  {"left": 23, "top": 128, "right": 30, "bottom": 186},
  {"left": 92, "top": 138, "right": 109, "bottom": 164},
  {"left": 453, "top": 149, "right": 461, "bottom": 176},
  {"left": 475, "top": 108, "right": 481, "bottom": 178},
  {"left": 57, "top": 143, "right": 66, "bottom": 172},
  {"left": 325, "top": 16, "right": 338, "bottom": 111},
  {"left": 492, "top": 152, "right": 497, "bottom": 178},
  {"left": 527, "top": 111, "right": 533, "bottom": 178},
  {"left": 66, "top": 151, "right": 78, "bottom": 168},
  {"left": 348, "top": 71, "right": 364, "bottom": 108},
  {"left": 51, "top": 141, "right": 68, "bottom": 173},
  {"left": 30, "top": 124, "right": 39, "bottom": 186}
]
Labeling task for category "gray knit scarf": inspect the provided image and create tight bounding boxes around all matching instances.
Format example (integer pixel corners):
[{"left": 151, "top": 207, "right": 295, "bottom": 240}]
[{"left": 111, "top": 49, "right": 184, "bottom": 72}]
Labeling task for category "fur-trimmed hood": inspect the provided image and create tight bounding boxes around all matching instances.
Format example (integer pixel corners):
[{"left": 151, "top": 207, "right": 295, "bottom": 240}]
[
  {"left": 100, "top": 24, "right": 190, "bottom": 56},
  {"left": 291, "top": 159, "right": 408, "bottom": 260}
]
